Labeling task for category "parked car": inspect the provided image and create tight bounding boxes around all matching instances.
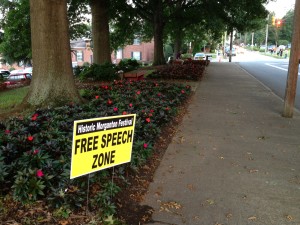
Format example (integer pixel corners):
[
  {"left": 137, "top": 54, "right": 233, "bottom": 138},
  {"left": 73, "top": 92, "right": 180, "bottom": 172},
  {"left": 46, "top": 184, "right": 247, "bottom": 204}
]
[
  {"left": 268, "top": 45, "right": 276, "bottom": 51},
  {"left": 194, "top": 52, "right": 206, "bottom": 60},
  {"left": 4, "top": 73, "right": 32, "bottom": 87},
  {"left": 0, "top": 71, "right": 10, "bottom": 81},
  {"left": 24, "top": 67, "right": 32, "bottom": 74},
  {"left": 225, "top": 47, "right": 236, "bottom": 56},
  {"left": 259, "top": 45, "right": 266, "bottom": 50},
  {"left": 0, "top": 70, "right": 10, "bottom": 76}
]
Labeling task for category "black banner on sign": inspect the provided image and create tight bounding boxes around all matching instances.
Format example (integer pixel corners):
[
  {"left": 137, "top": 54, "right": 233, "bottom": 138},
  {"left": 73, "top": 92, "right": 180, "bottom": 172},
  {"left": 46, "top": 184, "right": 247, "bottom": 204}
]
[{"left": 76, "top": 115, "right": 134, "bottom": 135}]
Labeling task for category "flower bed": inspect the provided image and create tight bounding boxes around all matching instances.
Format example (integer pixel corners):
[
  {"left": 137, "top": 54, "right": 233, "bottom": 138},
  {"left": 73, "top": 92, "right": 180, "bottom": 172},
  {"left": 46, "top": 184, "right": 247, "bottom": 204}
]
[
  {"left": 0, "top": 79, "right": 192, "bottom": 223},
  {"left": 147, "top": 62, "right": 207, "bottom": 80}
]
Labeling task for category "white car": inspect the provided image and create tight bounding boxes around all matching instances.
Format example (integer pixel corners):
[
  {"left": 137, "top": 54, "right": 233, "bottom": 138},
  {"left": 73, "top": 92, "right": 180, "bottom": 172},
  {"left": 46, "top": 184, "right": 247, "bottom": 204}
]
[
  {"left": 194, "top": 52, "right": 206, "bottom": 60},
  {"left": 24, "top": 67, "right": 32, "bottom": 74},
  {"left": 10, "top": 69, "right": 24, "bottom": 75}
]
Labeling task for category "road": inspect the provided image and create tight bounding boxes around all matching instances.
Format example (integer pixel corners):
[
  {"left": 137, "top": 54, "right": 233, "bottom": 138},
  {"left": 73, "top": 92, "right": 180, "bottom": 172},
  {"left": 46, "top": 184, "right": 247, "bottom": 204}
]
[{"left": 214, "top": 50, "right": 300, "bottom": 111}]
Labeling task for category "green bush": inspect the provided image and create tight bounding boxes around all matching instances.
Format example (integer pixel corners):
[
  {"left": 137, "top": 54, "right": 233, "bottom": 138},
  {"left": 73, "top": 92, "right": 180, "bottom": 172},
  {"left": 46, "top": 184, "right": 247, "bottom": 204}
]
[
  {"left": 79, "top": 63, "right": 119, "bottom": 81},
  {"left": 73, "top": 63, "right": 90, "bottom": 77},
  {"left": 181, "top": 53, "right": 193, "bottom": 59},
  {"left": 117, "top": 58, "right": 140, "bottom": 73},
  {"left": 0, "top": 80, "right": 193, "bottom": 217}
]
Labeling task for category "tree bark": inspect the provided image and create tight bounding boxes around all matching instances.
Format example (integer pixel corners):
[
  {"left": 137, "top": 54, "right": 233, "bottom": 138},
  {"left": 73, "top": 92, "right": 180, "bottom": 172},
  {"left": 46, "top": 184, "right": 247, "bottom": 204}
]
[
  {"left": 173, "top": 28, "right": 183, "bottom": 59},
  {"left": 229, "top": 29, "right": 233, "bottom": 62},
  {"left": 91, "top": 0, "right": 111, "bottom": 64},
  {"left": 24, "top": 0, "right": 82, "bottom": 108},
  {"left": 153, "top": 0, "right": 166, "bottom": 65}
]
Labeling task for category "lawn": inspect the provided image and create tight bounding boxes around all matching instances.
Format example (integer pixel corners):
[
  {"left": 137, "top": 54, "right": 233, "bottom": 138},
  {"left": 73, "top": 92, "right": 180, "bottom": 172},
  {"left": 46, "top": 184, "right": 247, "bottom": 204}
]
[{"left": 0, "top": 86, "right": 29, "bottom": 113}]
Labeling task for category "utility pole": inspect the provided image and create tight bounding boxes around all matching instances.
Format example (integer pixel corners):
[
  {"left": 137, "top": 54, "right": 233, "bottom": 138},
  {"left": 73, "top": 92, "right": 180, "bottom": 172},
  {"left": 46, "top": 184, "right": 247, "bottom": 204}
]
[{"left": 283, "top": 0, "right": 300, "bottom": 118}]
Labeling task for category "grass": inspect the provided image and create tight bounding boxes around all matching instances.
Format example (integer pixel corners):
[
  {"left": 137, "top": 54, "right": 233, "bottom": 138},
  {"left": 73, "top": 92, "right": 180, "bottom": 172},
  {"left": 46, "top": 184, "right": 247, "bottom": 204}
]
[
  {"left": 0, "top": 88, "right": 104, "bottom": 115},
  {"left": 0, "top": 86, "right": 29, "bottom": 113}
]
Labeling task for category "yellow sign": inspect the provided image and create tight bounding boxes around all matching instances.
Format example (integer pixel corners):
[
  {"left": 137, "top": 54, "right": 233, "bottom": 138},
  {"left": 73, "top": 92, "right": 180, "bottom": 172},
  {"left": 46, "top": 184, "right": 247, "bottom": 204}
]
[{"left": 70, "top": 114, "right": 136, "bottom": 179}]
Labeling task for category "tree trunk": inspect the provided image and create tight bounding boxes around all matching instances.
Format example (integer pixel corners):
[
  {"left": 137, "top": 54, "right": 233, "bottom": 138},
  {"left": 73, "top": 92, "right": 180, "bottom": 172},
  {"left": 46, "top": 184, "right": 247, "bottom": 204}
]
[
  {"left": 24, "top": 0, "right": 82, "bottom": 108},
  {"left": 173, "top": 28, "right": 183, "bottom": 59},
  {"left": 153, "top": 0, "right": 165, "bottom": 65},
  {"left": 229, "top": 29, "right": 233, "bottom": 62},
  {"left": 91, "top": 0, "right": 111, "bottom": 64}
]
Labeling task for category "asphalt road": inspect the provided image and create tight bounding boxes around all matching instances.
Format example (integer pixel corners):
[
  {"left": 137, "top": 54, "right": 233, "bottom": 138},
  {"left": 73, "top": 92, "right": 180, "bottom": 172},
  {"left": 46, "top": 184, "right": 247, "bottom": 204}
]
[{"left": 217, "top": 50, "right": 300, "bottom": 111}]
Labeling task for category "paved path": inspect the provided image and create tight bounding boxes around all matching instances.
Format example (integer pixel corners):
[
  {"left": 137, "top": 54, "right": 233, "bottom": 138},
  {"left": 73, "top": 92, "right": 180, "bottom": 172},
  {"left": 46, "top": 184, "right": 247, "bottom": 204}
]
[{"left": 142, "top": 62, "right": 300, "bottom": 225}]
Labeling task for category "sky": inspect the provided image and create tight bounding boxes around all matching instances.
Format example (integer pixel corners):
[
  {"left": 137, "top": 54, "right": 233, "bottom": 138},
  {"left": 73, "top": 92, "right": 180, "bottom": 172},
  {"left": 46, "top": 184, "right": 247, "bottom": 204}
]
[{"left": 265, "top": 0, "right": 295, "bottom": 18}]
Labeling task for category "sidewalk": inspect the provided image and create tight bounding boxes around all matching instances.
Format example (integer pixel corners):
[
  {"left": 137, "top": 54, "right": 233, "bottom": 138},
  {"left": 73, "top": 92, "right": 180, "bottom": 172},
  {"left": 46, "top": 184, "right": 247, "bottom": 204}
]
[{"left": 142, "top": 62, "right": 300, "bottom": 225}]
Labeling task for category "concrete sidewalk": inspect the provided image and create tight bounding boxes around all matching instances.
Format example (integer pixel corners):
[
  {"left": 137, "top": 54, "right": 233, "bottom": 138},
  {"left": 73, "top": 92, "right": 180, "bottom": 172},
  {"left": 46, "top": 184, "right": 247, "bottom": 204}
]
[{"left": 142, "top": 62, "right": 300, "bottom": 225}]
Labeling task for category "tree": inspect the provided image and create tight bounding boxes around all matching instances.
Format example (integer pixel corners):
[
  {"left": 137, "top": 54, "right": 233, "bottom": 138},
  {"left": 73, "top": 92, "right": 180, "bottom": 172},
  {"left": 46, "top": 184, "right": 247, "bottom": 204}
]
[
  {"left": 110, "top": 0, "right": 141, "bottom": 51},
  {"left": 131, "top": 0, "right": 170, "bottom": 65},
  {"left": 0, "top": 0, "right": 90, "bottom": 65},
  {"left": 132, "top": 0, "right": 210, "bottom": 65},
  {"left": 279, "top": 9, "right": 294, "bottom": 43},
  {"left": 220, "top": 0, "right": 269, "bottom": 62},
  {"left": 0, "top": 0, "right": 31, "bottom": 65},
  {"left": 24, "top": 0, "right": 82, "bottom": 107},
  {"left": 166, "top": 1, "right": 225, "bottom": 57},
  {"left": 90, "top": 0, "right": 111, "bottom": 64}
]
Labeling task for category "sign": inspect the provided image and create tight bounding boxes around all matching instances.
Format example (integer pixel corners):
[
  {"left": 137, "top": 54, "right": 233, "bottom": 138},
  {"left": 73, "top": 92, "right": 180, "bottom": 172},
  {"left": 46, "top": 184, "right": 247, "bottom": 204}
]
[{"left": 70, "top": 114, "right": 136, "bottom": 179}]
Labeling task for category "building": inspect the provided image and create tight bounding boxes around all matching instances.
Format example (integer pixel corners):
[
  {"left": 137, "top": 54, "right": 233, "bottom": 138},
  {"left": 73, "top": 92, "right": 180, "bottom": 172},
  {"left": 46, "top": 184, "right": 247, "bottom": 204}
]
[
  {"left": 70, "top": 38, "right": 154, "bottom": 67},
  {"left": 70, "top": 38, "right": 93, "bottom": 67}
]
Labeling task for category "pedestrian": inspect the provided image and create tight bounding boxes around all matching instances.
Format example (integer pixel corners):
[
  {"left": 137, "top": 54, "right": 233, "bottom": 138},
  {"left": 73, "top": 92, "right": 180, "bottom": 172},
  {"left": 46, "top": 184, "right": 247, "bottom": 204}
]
[{"left": 284, "top": 50, "right": 288, "bottom": 59}]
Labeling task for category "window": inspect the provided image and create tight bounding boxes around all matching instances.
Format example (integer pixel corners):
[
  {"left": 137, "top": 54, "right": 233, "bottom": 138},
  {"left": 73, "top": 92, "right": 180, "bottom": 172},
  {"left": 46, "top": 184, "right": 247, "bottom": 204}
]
[
  {"left": 132, "top": 51, "right": 141, "bottom": 60},
  {"left": 133, "top": 38, "right": 141, "bottom": 45},
  {"left": 116, "top": 49, "right": 123, "bottom": 59},
  {"left": 76, "top": 51, "right": 83, "bottom": 62}
]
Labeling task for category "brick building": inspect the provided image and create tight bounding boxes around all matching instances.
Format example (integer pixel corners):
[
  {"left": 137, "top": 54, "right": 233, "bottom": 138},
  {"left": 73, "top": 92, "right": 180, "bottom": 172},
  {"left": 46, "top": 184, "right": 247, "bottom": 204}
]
[{"left": 70, "top": 38, "right": 154, "bottom": 67}]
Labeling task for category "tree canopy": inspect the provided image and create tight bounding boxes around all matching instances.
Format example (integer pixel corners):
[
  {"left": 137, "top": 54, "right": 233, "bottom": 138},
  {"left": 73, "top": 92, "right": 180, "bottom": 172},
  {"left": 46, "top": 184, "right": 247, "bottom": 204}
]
[
  {"left": 0, "top": 0, "right": 90, "bottom": 65},
  {"left": 0, "top": 0, "right": 274, "bottom": 108}
]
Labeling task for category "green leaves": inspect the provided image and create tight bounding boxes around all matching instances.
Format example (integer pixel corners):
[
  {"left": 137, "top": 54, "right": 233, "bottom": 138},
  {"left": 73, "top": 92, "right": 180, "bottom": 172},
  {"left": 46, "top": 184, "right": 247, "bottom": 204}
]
[
  {"left": 12, "top": 168, "right": 46, "bottom": 203},
  {"left": 0, "top": 79, "right": 192, "bottom": 211}
]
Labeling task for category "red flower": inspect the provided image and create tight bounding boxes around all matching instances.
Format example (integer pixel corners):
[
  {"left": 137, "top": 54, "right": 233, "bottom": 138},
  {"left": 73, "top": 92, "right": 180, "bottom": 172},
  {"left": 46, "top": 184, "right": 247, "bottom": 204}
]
[
  {"left": 129, "top": 103, "right": 133, "bottom": 108},
  {"left": 149, "top": 113, "right": 153, "bottom": 117},
  {"left": 122, "top": 111, "right": 127, "bottom": 115},
  {"left": 36, "top": 170, "right": 44, "bottom": 178},
  {"left": 33, "top": 149, "right": 39, "bottom": 155},
  {"left": 145, "top": 118, "right": 151, "bottom": 123},
  {"left": 136, "top": 90, "right": 141, "bottom": 95},
  {"left": 181, "top": 90, "right": 185, "bottom": 94},
  {"left": 31, "top": 114, "right": 38, "bottom": 121},
  {"left": 155, "top": 83, "right": 159, "bottom": 86},
  {"left": 150, "top": 109, "right": 154, "bottom": 113},
  {"left": 157, "top": 93, "right": 161, "bottom": 97},
  {"left": 95, "top": 95, "right": 99, "bottom": 99},
  {"left": 113, "top": 107, "right": 118, "bottom": 112},
  {"left": 143, "top": 143, "right": 148, "bottom": 149},
  {"left": 27, "top": 136, "right": 34, "bottom": 141},
  {"left": 107, "top": 99, "right": 113, "bottom": 105},
  {"left": 5, "top": 130, "right": 10, "bottom": 134},
  {"left": 165, "top": 107, "right": 170, "bottom": 111}
]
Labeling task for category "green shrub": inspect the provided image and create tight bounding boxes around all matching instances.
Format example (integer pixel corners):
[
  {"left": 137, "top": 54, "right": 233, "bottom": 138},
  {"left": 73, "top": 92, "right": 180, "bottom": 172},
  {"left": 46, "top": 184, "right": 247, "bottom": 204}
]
[
  {"left": 79, "top": 63, "right": 119, "bottom": 81},
  {"left": 0, "top": 80, "right": 193, "bottom": 216},
  {"left": 73, "top": 63, "right": 90, "bottom": 77},
  {"left": 117, "top": 59, "right": 140, "bottom": 73},
  {"left": 181, "top": 53, "right": 193, "bottom": 59}
]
